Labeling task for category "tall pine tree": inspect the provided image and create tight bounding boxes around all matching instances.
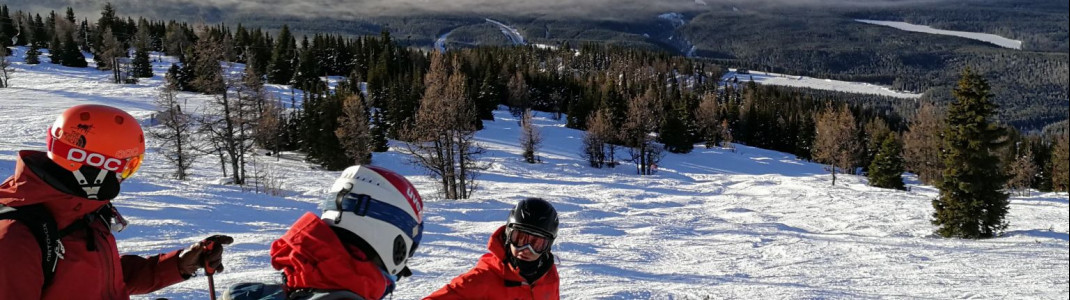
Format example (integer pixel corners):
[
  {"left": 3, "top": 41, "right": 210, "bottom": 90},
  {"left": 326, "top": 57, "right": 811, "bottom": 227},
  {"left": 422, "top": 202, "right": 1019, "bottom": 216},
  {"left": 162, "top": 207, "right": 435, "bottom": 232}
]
[
  {"left": 267, "top": 25, "right": 296, "bottom": 84},
  {"left": 932, "top": 68, "right": 1009, "bottom": 239}
]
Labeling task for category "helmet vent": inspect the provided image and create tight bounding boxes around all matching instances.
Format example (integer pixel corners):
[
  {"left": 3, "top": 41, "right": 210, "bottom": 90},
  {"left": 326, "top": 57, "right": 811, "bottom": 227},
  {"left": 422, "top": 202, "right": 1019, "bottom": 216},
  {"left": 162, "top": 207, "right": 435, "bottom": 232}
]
[
  {"left": 79, "top": 112, "right": 91, "bottom": 121},
  {"left": 114, "top": 116, "right": 124, "bottom": 124},
  {"left": 392, "top": 235, "right": 407, "bottom": 265}
]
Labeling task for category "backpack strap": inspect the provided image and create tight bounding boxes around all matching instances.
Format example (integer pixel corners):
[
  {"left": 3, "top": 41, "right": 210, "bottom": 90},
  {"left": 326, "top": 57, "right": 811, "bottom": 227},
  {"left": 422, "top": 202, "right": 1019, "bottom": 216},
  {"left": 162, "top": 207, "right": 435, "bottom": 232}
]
[{"left": 0, "top": 204, "right": 64, "bottom": 288}]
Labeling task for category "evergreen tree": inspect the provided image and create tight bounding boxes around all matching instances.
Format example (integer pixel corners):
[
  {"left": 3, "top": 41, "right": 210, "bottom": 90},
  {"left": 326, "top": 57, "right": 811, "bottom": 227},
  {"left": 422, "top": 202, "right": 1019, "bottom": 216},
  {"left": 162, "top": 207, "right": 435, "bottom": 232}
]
[
  {"left": 867, "top": 134, "right": 905, "bottom": 190},
  {"left": 291, "top": 44, "right": 324, "bottom": 90},
  {"left": 61, "top": 32, "right": 87, "bottom": 67},
  {"left": 370, "top": 110, "right": 389, "bottom": 152},
  {"left": 0, "top": 5, "right": 12, "bottom": 54},
  {"left": 25, "top": 43, "right": 42, "bottom": 64},
  {"left": 660, "top": 95, "right": 694, "bottom": 154},
  {"left": 1052, "top": 134, "right": 1069, "bottom": 192},
  {"left": 932, "top": 68, "right": 1010, "bottom": 239},
  {"left": 49, "top": 34, "right": 63, "bottom": 65},
  {"left": 267, "top": 25, "right": 296, "bottom": 84},
  {"left": 131, "top": 46, "right": 153, "bottom": 77},
  {"left": 165, "top": 63, "right": 190, "bottom": 91}
]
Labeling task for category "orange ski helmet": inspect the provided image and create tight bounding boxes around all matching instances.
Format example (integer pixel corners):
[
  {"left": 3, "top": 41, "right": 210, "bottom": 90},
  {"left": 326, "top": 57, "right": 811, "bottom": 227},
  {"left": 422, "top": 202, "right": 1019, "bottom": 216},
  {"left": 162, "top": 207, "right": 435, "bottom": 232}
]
[{"left": 46, "top": 105, "right": 146, "bottom": 180}]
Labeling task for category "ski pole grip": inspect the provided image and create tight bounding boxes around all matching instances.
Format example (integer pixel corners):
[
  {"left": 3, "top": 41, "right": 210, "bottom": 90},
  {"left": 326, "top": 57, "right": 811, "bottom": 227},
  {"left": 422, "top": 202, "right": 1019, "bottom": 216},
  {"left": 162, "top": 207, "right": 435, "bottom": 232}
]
[{"left": 201, "top": 240, "right": 217, "bottom": 275}]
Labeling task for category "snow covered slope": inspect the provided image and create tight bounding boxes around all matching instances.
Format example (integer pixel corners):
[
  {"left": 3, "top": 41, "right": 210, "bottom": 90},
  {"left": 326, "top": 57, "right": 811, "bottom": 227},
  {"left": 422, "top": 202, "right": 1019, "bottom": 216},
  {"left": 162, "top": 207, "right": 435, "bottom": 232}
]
[
  {"left": 723, "top": 68, "right": 923, "bottom": 99},
  {"left": 1, "top": 47, "right": 1066, "bottom": 299},
  {"left": 485, "top": 18, "right": 527, "bottom": 45},
  {"left": 856, "top": 19, "right": 1023, "bottom": 50}
]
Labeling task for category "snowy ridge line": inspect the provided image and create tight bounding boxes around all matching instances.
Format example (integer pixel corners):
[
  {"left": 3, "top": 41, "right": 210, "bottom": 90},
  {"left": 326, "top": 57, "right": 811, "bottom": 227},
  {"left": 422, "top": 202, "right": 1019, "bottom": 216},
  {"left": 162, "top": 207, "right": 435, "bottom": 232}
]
[
  {"left": 856, "top": 19, "right": 1023, "bottom": 50},
  {"left": 485, "top": 18, "right": 526, "bottom": 45},
  {"left": 722, "top": 68, "right": 922, "bottom": 99}
]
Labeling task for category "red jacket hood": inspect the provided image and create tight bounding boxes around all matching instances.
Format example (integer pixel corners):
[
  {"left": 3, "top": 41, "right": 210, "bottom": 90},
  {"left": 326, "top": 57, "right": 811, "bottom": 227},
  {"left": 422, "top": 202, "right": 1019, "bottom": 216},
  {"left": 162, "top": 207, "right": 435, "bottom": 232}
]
[
  {"left": 1, "top": 150, "right": 109, "bottom": 228},
  {"left": 270, "top": 212, "right": 390, "bottom": 300}
]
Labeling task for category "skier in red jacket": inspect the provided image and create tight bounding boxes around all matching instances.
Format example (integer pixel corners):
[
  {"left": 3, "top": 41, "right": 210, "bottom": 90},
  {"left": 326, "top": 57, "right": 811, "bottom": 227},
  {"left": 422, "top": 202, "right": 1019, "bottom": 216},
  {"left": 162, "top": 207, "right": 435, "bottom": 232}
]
[
  {"left": 0, "top": 104, "right": 232, "bottom": 300},
  {"left": 224, "top": 164, "right": 426, "bottom": 300},
  {"left": 425, "top": 197, "right": 560, "bottom": 300}
]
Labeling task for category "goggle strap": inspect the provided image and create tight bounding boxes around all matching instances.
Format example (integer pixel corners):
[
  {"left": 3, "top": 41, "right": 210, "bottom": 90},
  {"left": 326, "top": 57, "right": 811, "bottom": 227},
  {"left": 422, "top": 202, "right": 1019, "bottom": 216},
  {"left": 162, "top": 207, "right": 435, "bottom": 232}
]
[{"left": 336, "top": 192, "right": 422, "bottom": 243}]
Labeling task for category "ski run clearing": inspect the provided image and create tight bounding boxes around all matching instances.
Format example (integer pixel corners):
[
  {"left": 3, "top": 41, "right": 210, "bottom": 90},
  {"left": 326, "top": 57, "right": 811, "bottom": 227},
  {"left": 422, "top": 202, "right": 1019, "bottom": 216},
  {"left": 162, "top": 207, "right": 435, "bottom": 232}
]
[
  {"left": 722, "top": 69, "right": 923, "bottom": 99},
  {"left": 855, "top": 19, "right": 1023, "bottom": 50},
  {"left": 1, "top": 47, "right": 1067, "bottom": 299}
]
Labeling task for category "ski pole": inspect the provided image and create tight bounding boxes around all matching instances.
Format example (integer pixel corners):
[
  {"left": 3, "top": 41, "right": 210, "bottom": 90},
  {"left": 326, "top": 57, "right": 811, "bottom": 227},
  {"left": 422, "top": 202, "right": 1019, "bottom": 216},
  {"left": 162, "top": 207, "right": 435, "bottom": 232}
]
[{"left": 202, "top": 240, "right": 218, "bottom": 300}]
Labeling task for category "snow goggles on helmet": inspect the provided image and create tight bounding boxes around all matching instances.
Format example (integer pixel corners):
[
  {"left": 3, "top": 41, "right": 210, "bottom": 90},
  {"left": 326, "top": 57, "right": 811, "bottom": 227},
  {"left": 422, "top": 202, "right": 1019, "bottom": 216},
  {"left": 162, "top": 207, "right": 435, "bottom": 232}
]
[
  {"left": 335, "top": 192, "right": 424, "bottom": 256},
  {"left": 47, "top": 132, "right": 145, "bottom": 180},
  {"left": 507, "top": 226, "right": 552, "bottom": 255}
]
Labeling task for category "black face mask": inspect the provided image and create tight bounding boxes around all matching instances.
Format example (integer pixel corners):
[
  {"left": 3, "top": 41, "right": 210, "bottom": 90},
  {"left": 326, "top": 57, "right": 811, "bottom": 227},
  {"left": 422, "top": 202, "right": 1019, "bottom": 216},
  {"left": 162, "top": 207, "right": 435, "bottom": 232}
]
[
  {"left": 70, "top": 165, "right": 122, "bottom": 200},
  {"left": 24, "top": 153, "right": 121, "bottom": 201}
]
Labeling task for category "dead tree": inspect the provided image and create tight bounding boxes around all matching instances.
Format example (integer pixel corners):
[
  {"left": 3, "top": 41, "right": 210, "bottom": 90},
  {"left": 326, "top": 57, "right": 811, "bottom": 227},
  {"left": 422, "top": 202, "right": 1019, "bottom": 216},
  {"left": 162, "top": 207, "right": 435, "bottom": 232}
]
[
  {"left": 519, "top": 109, "right": 542, "bottom": 163},
  {"left": 149, "top": 85, "right": 197, "bottom": 179}
]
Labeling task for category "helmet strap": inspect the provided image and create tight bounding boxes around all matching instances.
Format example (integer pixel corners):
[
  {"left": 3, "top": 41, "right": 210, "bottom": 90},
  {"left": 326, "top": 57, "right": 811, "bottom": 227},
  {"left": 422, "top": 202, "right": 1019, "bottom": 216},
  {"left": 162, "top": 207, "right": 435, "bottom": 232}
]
[{"left": 333, "top": 183, "right": 354, "bottom": 224}]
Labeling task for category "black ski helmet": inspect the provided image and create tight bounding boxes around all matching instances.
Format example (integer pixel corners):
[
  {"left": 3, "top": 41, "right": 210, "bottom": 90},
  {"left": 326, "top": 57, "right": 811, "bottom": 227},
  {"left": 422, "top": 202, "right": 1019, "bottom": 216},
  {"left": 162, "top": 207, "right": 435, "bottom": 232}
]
[{"left": 506, "top": 198, "right": 559, "bottom": 239}]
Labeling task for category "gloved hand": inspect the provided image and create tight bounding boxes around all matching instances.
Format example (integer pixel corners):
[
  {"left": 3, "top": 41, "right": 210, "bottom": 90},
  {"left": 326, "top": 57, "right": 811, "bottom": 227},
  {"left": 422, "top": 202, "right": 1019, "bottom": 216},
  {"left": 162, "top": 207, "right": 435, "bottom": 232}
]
[{"left": 178, "top": 235, "right": 234, "bottom": 277}]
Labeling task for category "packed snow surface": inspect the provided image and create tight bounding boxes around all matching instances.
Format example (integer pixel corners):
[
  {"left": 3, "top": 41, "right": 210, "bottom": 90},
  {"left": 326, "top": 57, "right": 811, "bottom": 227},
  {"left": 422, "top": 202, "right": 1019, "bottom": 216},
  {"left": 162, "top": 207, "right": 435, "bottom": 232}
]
[
  {"left": 1, "top": 47, "right": 1066, "bottom": 299},
  {"left": 722, "top": 68, "right": 923, "bottom": 99},
  {"left": 856, "top": 19, "right": 1023, "bottom": 50}
]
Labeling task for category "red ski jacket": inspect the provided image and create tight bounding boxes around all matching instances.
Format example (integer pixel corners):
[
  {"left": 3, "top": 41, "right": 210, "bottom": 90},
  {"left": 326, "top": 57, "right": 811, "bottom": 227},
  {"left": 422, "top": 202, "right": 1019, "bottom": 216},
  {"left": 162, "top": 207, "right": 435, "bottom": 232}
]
[
  {"left": 270, "top": 212, "right": 392, "bottom": 300},
  {"left": 0, "top": 151, "right": 187, "bottom": 300},
  {"left": 424, "top": 225, "right": 560, "bottom": 300}
]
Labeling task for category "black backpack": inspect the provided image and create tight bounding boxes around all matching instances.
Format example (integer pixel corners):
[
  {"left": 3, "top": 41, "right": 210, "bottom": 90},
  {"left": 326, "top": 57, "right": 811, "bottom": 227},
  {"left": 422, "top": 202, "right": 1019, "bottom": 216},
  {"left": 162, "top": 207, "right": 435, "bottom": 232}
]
[{"left": 0, "top": 204, "right": 65, "bottom": 288}]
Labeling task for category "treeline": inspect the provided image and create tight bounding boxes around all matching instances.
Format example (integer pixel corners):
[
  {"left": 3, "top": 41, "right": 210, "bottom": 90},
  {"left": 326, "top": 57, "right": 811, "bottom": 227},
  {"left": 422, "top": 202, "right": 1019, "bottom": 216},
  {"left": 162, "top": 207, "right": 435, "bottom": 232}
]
[
  {"left": 3, "top": 4, "right": 1066, "bottom": 202},
  {"left": 682, "top": 7, "right": 1068, "bottom": 131}
]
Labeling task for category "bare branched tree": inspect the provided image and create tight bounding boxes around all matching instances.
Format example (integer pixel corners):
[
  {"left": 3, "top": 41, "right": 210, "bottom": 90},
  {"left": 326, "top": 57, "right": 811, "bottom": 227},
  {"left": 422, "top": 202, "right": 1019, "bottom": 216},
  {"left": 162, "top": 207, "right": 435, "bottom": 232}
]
[
  {"left": 695, "top": 92, "right": 720, "bottom": 149},
  {"left": 149, "top": 84, "right": 198, "bottom": 180},
  {"left": 622, "top": 88, "right": 664, "bottom": 175},
  {"left": 1006, "top": 144, "right": 1038, "bottom": 196},
  {"left": 520, "top": 109, "right": 542, "bottom": 163},
  {"left": 582, "top": 108, "right": 615, "bottom": 168},
  {"left": 336, "top": 94, "right": 373, "bottom": 165},
  {"left": 813, "top": 103, "right": 861, "bottom": 185},
  {"left": 193, "top": 32, "right": 254, "bottom": 185},
  {"left": 903, "top": 101, "right": 948, "bottom": 185},
  {"left": 404, "top": 52, "right": 487, "bottom": 199},
  {"left": 0, "top": 53, "right": 11, "bottom": 88},
  {"left": 507, "top": 71, "right": 529, "bottom": 118}
]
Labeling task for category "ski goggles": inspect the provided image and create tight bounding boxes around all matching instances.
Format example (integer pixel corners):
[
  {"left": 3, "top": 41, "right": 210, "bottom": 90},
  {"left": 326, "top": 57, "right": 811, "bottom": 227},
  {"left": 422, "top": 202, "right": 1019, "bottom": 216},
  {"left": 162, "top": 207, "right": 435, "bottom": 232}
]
[
  {"left": 334, "top": 192, "right": 424, "bottom": 256},
  {"left": 507, "top": 227, "right": 553, "bottom": 255},
  {"left": 47, "top": 133, "right": 144, "bottom": 180}
]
